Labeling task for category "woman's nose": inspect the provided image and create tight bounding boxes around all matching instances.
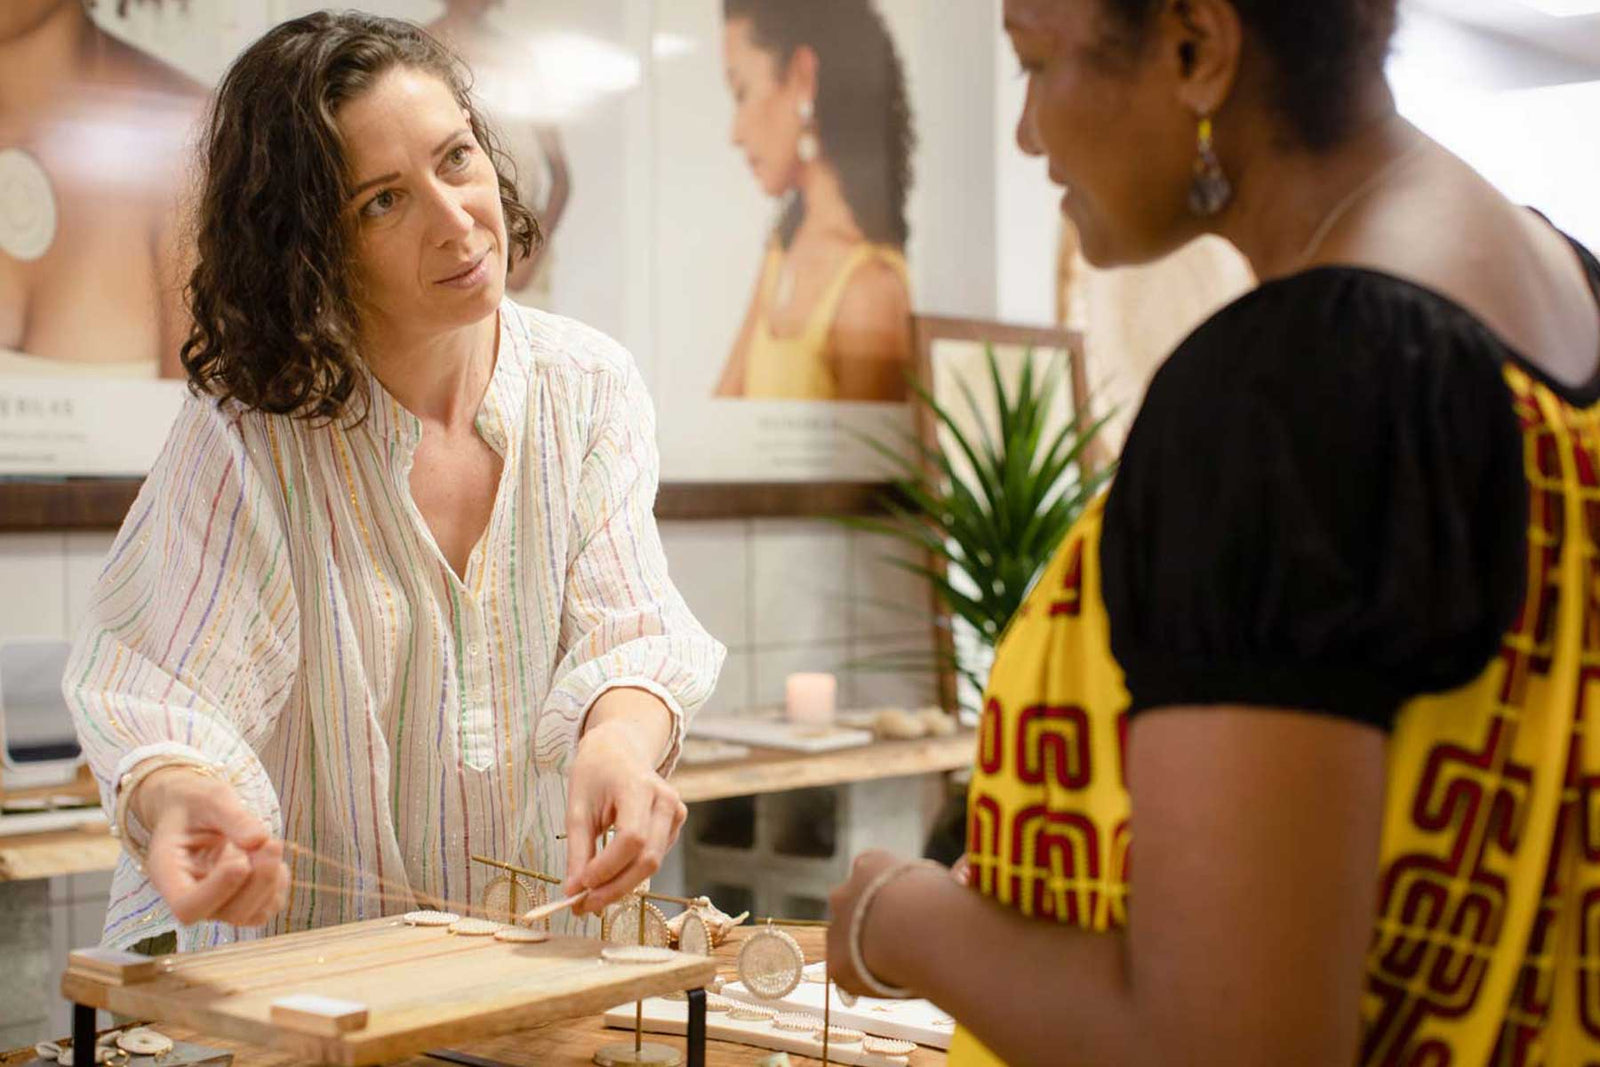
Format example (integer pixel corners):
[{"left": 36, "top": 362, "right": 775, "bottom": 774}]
[
  {"left": 1016, "top": 105, "right": 1044, "bottom": 158},
  {"left": 427, "top": 182, "right": 475, "bottom": 245}
]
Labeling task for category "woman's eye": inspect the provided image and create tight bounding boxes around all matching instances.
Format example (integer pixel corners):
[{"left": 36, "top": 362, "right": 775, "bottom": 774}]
[
  {"left": 447, "top": 144, "right": 472, "bottom": 169},
  {"left": 361, "top": 190, "right": 398, "bottom": 219}
]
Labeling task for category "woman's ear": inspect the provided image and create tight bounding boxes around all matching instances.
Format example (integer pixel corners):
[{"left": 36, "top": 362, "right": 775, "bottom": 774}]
[
  {"left": 1163, "top": 0, "right": 1242, "bottom": 117},
  {"left": 785, "top": 44, "right": 820, "bottom": 104}
]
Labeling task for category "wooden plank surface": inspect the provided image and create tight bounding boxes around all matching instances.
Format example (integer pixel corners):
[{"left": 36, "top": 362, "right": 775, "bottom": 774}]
[
  {"left": 24, "top": 927, "right": 947, "bottom": 1067},
  {"left": 670, "top": 733, "right": 975, "bottom": 804},
  {"left": 61, "top": 919, "right": 718, "bottom": 1067},
  {"left": 0, "top": 820, "right": 120, "bottom": 881}
]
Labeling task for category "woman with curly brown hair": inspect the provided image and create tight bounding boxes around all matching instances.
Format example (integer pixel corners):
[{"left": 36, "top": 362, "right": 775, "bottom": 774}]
[
  {"left": 827, "top": 1, "right": 1600, "bottom": 1064},
  {"left": 63, "top": 11, "right": 723, "bottom": 952}
]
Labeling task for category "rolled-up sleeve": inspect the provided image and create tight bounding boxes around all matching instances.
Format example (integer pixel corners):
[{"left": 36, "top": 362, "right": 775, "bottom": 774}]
[
  {"left": 536, "top": 358, "right": 725, "bottom": 775},
  {"left": 65, "top": 396, "right": 299, "bottom": 844}
]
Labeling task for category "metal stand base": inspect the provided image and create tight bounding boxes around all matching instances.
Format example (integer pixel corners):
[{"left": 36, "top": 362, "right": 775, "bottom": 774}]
[
  {"left": 72, "top": 1003, "right": 96, "bottom": 1063},
  {"left": 590, "top": 1043, "right": 680, "bottom": 1067}
]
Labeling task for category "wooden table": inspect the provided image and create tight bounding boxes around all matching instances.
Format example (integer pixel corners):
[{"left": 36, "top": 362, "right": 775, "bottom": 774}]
[
  {"left": 8, "top": 927, "right": 946, "bottom": 1067},
  {"left": 0, "top": 736, "right": 976, "bottom": 882}
]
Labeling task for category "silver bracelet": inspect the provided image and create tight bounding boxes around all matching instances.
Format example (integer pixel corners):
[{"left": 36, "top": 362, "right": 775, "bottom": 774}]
[{"left": 847, "top": 859, "right": 945, "bottom": 999}]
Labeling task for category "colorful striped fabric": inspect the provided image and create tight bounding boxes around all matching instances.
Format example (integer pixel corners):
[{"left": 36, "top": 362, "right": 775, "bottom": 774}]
[{"left": 64, "top": 302, "right": 725, "bottom": 951}]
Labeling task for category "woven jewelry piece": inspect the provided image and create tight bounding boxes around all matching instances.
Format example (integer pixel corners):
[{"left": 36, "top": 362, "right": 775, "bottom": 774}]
[
  {"left": 737, "top": 923, "right": 805, "bottom": 1000},
  {"left": 726, "top": 1003, "right": 776, "bottom": 1022},
  {"left": 115, "top": 1030, "right": 171, "bottom": 1056},
  {"left": 677, "top": 910, "right": 711, "bottom": 956},
  {"left": 604, "top": 897, "right": 671, "bottom": 947},
  {"left": 815, "top": 1026, "right": 864, "bottom": 1045},
  {"left": 402, "top": 910, "right": 459, "bottom": 927},
  {"left": 772, "top": 1012, "right": 823, "bottom": 1033},
  {"left": 492, "top": 926, "right": 549, "bottom": 943},
  {"left": 704, "top": 993, "right": 733, "bottom": 1013},
  {"left": 448, "top": 918, "right": 501, "bottom": 936},
  {"left": 481, "top": 874, "right": 535, "bottom": 925},
  {"left": 600, "top": 945, "right": 678, "bottom": 965},
  {"left": 862, "top": 1036, "right": 918, "bottom": 1055}
]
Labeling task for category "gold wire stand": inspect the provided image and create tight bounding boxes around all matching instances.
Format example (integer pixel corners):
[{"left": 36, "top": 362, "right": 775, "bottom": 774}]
[{"left": 593, "top": 893, "right": 682, "bottom": 1067}]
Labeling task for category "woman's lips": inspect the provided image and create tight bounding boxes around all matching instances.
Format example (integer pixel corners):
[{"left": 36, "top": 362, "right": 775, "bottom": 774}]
[{"left": 437, "top": 252, "right": 489, "bottom": 288}]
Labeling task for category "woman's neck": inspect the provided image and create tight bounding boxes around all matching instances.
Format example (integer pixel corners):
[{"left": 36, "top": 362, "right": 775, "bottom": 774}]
[
  {"left": 361, "top": 312, "right": 499, "bottom": 431},
  {"left": 0, "top": 1, "right": 93, "bottom": 117},
  {"left": 1211, "top": 86, "right": 1416, "bottom": 281},
  {"left": 793, "top": 160, "right": 864, "bottom": 244}
]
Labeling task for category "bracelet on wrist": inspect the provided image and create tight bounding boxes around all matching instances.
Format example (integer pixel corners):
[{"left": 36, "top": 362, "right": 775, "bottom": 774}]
[
  {"left": 111, "top": 757, "right": 220, "bottom": 872},
  {"left": 847, "top": 859, "right": 945, "bottom": 999}
]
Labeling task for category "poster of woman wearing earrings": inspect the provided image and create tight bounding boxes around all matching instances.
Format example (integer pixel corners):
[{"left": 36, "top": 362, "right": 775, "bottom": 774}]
[
  {"left": 651, "top": 0, "right": 998, "bottom": 482},
  {"left": 712, "top": 0, "right": 914, "bottom": 405}
]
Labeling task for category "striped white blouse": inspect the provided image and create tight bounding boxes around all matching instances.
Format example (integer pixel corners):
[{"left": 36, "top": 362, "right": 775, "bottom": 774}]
[{"left": 65, "top": 302, "right": 725, "bottom": 951}]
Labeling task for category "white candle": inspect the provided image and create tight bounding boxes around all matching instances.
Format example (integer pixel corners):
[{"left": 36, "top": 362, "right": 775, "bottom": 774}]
[{"left": 785, "top": 672, "right": 837, "bottom": 725}]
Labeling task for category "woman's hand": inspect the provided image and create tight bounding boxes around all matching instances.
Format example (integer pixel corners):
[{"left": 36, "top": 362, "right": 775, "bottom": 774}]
[
  {"left": 133, "top": 767, "right": 289, "bottom": 927},
  {"left": 563, "top": 717, "right": 687, "bottom": 914}
]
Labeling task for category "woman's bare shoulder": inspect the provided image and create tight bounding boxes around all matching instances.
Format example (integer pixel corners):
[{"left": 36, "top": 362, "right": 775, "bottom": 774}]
[{"left": 1327, "top": 156, "right": 1598, "bottom": 386}]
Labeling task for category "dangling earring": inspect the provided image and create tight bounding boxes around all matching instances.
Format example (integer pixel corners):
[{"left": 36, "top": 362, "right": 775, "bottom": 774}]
[
  {"left": 1188, "top": 115, "right": 1232, "bottom": 217},
  {"left": 797, "top": 98, "right": 819, "bottom": 164}
]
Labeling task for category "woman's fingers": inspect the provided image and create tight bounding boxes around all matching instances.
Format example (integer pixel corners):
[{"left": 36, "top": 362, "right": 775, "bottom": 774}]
[
  {"left": 164, "top": 843, "right": 252, "bottom": 924},
  {"left": 214, "top": 844, "right": 288, "bottom": 927},
  {"left": 578, "top": 793, "right": 678, "bottom": 910}
]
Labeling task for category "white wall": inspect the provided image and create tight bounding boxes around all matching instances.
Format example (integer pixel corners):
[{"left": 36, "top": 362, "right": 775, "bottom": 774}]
[
  {"left": 1391, "top": 6, "right": 1600, "bottom": 249},
  {"left": 993, "top": 0, "right": 1060, "bottom": 328}
]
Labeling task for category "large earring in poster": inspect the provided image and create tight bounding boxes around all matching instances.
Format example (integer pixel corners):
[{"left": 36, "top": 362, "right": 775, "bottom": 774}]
[
  {"left": 0, "top": 148, "right": 57, "bottom": 262},
  {"left": 797, "top": 98, "right": 819, "bottom": 164}
]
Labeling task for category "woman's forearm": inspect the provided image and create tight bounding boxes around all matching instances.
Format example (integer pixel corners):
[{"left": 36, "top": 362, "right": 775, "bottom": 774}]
[
  {"left": 582, "top": 686, "right": 675, "bottom": 769},
  {"left": 868, "top": 869, "right": 1143, "bottom": 1066}
]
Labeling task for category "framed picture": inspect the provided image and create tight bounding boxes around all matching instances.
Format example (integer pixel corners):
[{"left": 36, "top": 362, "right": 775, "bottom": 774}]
[{"left": 650, "top": 0, "right": 999, "bottom": 484}]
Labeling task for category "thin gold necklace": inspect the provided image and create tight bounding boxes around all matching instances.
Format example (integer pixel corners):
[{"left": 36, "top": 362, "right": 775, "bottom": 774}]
[{"left": 1295, "top": 134, "right": 1431, "bottom": 269}]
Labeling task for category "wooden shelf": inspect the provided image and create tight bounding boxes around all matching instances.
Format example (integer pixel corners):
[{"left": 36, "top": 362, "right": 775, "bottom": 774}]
[
  {"left": 0, "top": 479, "right": 898, "bottom": 531},
  {"left": 0, "top": 821, "right": 120, "bottom": 881},
  {"left": 671, "top": 731, "right": 974, "bottom": 804}
]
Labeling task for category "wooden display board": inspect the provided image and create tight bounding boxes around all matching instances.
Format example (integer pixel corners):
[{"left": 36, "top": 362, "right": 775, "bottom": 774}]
[{"left": 60, "top": 919, "right": 716, "bottom": 1067}]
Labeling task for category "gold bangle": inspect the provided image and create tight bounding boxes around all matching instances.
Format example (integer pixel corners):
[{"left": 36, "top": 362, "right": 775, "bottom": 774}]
[
  {"left": 846, "top": 859, "right": 944, "bottom": 999},
  {"left": 111, "top": 757, "right": 220, "bottom": 871}
]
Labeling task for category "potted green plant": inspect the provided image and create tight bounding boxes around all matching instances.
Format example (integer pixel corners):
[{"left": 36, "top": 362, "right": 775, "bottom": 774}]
[{"left": 844, "top": 345, "right": 1115, "bottom": 713}]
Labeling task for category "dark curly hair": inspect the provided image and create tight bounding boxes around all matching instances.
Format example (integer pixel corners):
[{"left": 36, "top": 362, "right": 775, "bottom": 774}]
[
  {"left": 1100, "top": 0, "right": 1399, "bottom": 150},
  {"left": 723, "top": 0, "right": 915, "bottom": 251},
  {"left": 181, "top": 11, "right": 539, "bottom": 421}
]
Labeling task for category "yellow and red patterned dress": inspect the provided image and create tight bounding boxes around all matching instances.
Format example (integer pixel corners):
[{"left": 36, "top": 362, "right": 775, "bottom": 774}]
[{"left": 952, "top": 247, "right": 1600, "bottom": 1066}]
